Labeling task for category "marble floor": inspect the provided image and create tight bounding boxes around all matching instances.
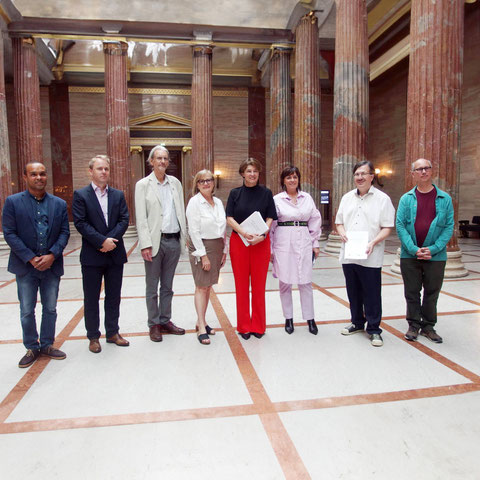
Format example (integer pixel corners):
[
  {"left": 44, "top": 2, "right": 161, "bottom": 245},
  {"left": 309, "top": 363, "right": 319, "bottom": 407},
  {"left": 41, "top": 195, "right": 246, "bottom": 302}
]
[{"left": 1, "top": 235, "right": 480, "bottom": 479}]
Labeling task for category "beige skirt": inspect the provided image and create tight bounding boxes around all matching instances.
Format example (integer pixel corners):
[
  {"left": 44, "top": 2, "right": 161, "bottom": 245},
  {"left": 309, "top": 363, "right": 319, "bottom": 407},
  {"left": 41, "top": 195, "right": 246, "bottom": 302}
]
[{"left": 189, "top": 237, "right": 224, "bottom": 287}]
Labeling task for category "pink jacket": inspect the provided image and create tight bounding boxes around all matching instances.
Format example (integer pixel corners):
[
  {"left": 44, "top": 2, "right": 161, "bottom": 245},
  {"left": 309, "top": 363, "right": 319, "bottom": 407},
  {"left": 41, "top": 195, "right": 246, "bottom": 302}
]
[{"left": 270, "top": 191, "right": 322, "bottom": 284}]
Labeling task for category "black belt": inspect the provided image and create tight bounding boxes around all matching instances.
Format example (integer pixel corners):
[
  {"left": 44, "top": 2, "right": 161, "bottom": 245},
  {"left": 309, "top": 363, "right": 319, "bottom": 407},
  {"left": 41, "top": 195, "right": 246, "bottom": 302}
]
[
  {"left": 162, "top": 232, "right": 180, "bottom": 239},
  {"left": 278, "top": 221, "right": 308, "bottom": 227}
]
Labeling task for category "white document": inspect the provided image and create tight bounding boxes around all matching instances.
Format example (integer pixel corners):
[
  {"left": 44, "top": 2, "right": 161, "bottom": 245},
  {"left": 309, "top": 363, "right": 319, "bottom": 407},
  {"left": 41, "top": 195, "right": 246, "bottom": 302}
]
[
  {"left": 344, "top": 230, "right": 369, "bottom": 260},
  {"left": 238, "top": 211, "right": 269, "bottom": 247}
]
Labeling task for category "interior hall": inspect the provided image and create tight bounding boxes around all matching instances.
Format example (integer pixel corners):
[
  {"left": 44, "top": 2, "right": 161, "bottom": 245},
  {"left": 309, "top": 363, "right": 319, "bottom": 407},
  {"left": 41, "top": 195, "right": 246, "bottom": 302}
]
[{"left": 1, "top": 1, "right": 480, "bottom": 478}]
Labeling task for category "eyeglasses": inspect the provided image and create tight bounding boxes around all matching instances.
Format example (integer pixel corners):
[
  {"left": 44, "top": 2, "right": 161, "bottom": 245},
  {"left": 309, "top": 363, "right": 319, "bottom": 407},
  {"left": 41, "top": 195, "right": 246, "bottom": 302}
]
[
  {"left": 353, "top": 172, "right": 373, "bottom": 178},
  {"left": 198, "top": 178, "right": 214, "bottom": 185},
  {"left": 413, "top": 166, "right": 432, "bottom": 173}
]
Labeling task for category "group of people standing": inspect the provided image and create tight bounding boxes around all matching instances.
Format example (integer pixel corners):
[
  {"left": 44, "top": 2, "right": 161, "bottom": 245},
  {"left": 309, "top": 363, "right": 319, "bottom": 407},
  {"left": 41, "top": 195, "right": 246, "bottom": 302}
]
[{"left": 2, "top": 145, "right": 454, "bottom": 367}]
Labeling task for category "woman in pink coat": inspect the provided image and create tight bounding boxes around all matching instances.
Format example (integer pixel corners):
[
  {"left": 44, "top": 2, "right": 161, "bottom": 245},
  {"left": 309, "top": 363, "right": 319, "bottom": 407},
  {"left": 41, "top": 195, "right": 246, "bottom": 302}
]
[{"left": 270, "top": 166, "right": 322, "bottom": 335}]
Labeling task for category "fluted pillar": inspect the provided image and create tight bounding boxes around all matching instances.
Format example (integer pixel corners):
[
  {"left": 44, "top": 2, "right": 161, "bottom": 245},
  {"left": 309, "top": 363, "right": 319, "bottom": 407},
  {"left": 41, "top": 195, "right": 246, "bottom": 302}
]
[
  {"left": 191, "top": 45, "right": 214, "bottom": 173},
  {"left": 0, "top": 31, "right": 12, "bottom": 249},
  {"left": 270, "top": 45, "right": 293, "bottom": 192},
  {"left": 391, "top": 0, "right": 467, "bottom": 277},
  {"left": 104, "top": 41, "right": 135, "bottom": 232},
  {"left": 325, "top": 0, "right": 369, "bottom": 253},
  {"left": 294, "top": 12, "right": 321, "bottom": 209},
  {"left": 13, "top": 37, "right": 43, "bottom": 189}
]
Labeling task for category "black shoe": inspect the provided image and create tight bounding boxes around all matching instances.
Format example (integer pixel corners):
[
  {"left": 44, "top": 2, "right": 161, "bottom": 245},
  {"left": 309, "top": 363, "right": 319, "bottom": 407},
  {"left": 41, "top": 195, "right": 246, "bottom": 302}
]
[
  {"left": 239, "top": 332, "right": 251, "bottom": 340},
  {"left": 18, "top": 349, "right": 40, "bottom": 368},
  {"left": 40, "top": 345, "right": 67, "bottom": 360},
  {"left": 420, "top": 328, "right": 443, "bottom": 343},
  {"left": 285, "top": 319, "right": 294, "bottom": 335},
  {"left": 405, "top": 325, "right": 419, "bottom": 341},
  {"left": 307, "top": 319, "right": 318, "bottom": 335},
  {"left": 251, "top": 332, "right": 264, "bottom": 338}
]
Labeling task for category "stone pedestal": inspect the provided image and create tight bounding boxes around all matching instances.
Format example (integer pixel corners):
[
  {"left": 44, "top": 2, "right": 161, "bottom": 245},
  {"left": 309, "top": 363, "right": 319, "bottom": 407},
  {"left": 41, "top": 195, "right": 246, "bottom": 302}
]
[
  {"left": 270, "top": 45, "right": 293, "bottom": 192},
  {"left": 13, "top": 37, "right": 43, "bottom": 188},
  {"left": 294, "top": 12, "right": 321, "bottom": 208},
  {"left": 104, "top": 41, "right": 134, "bottom": 227},
  {"left": 191, "top": 45, "right": 214, "bottom": 173},
  {"left": 326, "top": 0, "right": 369, "bottom": 251},
  {"left": 392, "top": 0, "right": 467, "bottom": 278}
]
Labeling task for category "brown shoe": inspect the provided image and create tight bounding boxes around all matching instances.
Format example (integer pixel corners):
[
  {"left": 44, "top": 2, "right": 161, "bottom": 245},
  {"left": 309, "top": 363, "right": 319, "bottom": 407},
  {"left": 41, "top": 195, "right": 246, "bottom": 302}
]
[
  {"left": 106, "top": 333, "right": 130, "bottom": 346},
  {"left": 149, "top": 325, "right": 163, "bottom": 342},
  {"left": 41, "top": 345, "right": 67, "bottom": 360},
  {"left": 18, "top": 349, "right": 41, "bottom": 368},
  {"left": 158, "top": 321, "right": 185, "bottom": 335},
  {"left": 89, "top": 338, "right": 102, "bottom": 353}
]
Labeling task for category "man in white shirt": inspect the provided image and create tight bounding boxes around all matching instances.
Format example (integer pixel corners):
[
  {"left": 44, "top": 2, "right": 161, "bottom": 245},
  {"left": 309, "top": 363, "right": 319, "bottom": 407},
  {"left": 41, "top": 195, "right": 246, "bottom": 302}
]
[
  {"left": 335, "top": 160, "right": 395, "bottom": 347},
  {"left": 135, "top": 146, "right": 187, "bottom": 342}
]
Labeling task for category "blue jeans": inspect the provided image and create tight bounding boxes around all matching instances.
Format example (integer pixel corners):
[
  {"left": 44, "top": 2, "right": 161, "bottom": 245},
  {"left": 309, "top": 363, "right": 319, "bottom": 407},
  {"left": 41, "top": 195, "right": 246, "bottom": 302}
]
[{"left": 16, "top": 269, "right": 61, "bottom": 350}]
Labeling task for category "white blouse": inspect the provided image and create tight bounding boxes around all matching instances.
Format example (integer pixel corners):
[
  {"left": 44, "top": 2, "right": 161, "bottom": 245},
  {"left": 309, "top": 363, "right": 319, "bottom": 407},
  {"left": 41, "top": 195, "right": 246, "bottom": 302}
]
[{"left": 186, "top": 192, "right": 227, "bottom": 258}]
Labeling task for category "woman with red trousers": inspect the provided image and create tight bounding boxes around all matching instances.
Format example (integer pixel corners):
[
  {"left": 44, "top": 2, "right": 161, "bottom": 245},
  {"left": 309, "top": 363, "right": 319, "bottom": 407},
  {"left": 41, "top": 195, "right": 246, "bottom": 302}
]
[{"left": 226, "top": 158, "right": 277, "bottom": 340}]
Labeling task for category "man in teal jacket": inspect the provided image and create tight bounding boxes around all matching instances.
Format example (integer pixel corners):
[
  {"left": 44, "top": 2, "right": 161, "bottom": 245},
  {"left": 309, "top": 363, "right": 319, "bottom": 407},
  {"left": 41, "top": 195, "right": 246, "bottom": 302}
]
[{"left": 396, "top": 158, "right": 454, "bottom": 343}]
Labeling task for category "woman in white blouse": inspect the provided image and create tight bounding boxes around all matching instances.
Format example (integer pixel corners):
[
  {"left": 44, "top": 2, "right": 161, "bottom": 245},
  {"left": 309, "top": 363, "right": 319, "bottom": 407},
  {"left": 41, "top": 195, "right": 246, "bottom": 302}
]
[{"left": 186, "top": 170, "right": 227, "bottom": 345}]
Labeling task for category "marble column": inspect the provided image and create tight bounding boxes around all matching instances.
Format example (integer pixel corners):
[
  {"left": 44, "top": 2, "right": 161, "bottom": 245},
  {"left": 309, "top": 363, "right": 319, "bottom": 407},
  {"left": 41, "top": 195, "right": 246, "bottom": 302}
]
[
  {"left": 191, "top": 45, "right": 214, "bottom": 174},
  {"left": 49, "top": 83, "right": 73, "bottom": 219},
  {"left": 104, "top": 41, "right": 135, "bottom": 233},
  {"left": 294, "top": 12, "right": 321, "bottom": 209},
  {"left": 12, "top": 37, "right": 43, "bottom": 189},
  {"left": 248, "top": 87, "right": 266, "bottom": 185},
  {"left": 0, "top": 31, "right": 12, "bottom": 249},
  {"left": 391, "top": 0, "right": 467, "bottom": 277},
  {"left": 270, "top": 45, "right": 293, "bottom": 193},
  {"left": 325, "top": 0, "right": 369, "bottom": 253}
]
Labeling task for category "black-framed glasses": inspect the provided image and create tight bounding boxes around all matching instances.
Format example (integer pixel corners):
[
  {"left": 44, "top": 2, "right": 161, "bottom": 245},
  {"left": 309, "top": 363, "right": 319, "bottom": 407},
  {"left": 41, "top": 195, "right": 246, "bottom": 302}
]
[
  {"left": 198, "top": 178, "right": 214, "bottom": 185},
  {"left": 413, "top": 166, "right": 432, "bottom": 173}
]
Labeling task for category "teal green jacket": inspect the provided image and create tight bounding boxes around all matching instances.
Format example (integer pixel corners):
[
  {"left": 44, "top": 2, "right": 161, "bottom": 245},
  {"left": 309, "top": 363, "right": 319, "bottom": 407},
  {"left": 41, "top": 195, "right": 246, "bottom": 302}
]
[{"left": 396, "top": 184, "right": 454, "bottom": 261}]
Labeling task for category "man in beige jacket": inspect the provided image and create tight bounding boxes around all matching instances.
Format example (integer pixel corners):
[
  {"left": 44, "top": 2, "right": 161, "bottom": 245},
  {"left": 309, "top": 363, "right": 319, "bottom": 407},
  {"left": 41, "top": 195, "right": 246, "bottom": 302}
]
[{"left": 135, "top": 146, "right": 187, "bottom": 342}]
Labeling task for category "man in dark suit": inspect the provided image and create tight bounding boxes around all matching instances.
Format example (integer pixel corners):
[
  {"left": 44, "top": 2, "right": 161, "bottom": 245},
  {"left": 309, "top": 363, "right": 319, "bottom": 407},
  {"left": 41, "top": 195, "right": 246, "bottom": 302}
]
[
  {"left": 2, "top": 162, "right": 70, "bottom": 368},
  {"left": 73, "top": 155, "right": 130, "bottom": 353}
]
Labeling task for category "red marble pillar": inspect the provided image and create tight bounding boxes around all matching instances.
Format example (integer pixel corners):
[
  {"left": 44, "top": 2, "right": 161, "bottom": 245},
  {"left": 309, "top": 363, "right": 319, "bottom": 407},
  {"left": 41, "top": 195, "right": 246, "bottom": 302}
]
[
  {"left": 49, "top": 83, "right": 73, "bottom": 219},
  {"left": 191, "top": 45, "right": 214, "bottom": 174},
  {"left": 326, "top": 0, "right": 368, "bottom": 251},
  {"left": 104, "top": 41, "right": 134, "bottom": 224},
  {"left": 12, "top": 37, "right": 43, "bottom": 189},
  {"left": 0, "top": 31, "right": 12, "bottom": 246},
  {"left": 294, "top": 12, "right": 321, "bottom": 207},
  {"left": 402, "top": 0, "right": 466, "bottom": 276},
  {"left": 270, "top": 45, "right": 293, "bottom": 192},
  {"left": 248, "top": 87, "right": 266, "bottom": 185}
]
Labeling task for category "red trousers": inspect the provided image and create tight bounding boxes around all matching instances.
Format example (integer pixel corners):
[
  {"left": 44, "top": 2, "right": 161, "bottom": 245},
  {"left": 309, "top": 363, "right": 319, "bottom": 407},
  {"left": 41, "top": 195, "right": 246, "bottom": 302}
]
[{"left": 229, "top": 232, "right": 271, "bottom": 334}]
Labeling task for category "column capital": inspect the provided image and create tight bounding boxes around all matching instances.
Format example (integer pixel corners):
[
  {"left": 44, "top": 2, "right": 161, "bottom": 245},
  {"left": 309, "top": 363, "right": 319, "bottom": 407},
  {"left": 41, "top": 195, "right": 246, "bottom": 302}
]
[
  {"left": 103, "top": 41, "right": 128, "bottom": 56},
  {"left": 300, "top": 10, "right": 318, "bottom": 25},
  {"left": 192, "top": 44, "right": 214, "bottom": 55}
]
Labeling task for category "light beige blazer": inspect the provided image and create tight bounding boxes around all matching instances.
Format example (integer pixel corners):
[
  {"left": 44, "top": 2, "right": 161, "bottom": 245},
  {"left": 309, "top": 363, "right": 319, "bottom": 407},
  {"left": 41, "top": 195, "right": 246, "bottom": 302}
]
[{"left": 135, "top": 172, "right": 187, "bottom": 257}]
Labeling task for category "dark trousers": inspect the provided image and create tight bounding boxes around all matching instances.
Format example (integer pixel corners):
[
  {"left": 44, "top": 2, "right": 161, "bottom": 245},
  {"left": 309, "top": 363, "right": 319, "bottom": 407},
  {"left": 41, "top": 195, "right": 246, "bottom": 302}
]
[
  {"left": 400, "top": 258, "right": 446, "bottom": 331},
  {"left": 82, "top": 262, "right": 124, "bottom": 339},
  {"left": 342, "top": 263, "right": 382, "bottom": 335}
]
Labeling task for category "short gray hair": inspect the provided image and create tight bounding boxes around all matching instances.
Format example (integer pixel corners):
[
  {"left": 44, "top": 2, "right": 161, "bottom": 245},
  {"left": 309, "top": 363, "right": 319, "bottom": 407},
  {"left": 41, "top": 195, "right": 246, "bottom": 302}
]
[
  {"left": 148, "top": 145, "right": 170, "bottom": 165},
  {"left": 411, "top": 158, "right": 432, "bottom": 172}
]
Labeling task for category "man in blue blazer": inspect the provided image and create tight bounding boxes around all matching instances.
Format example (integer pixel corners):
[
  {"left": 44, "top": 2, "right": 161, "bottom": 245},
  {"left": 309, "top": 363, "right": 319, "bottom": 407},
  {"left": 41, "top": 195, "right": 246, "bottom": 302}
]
[
  {"left": 73, "top": 155, "right": 130, "bottom": 353},
  {"left": 2, "top": 162, "right": 70, "bottom": 368}
]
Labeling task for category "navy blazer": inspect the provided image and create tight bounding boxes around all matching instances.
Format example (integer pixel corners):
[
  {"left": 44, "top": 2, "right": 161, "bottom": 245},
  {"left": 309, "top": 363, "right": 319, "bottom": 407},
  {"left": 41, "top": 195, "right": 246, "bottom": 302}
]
[
  {"left": 73, "top": 185, "right": 129, "bottom": 266},
  {"left": 2, "top": 191, "right": 70, "bottom": 276}
]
